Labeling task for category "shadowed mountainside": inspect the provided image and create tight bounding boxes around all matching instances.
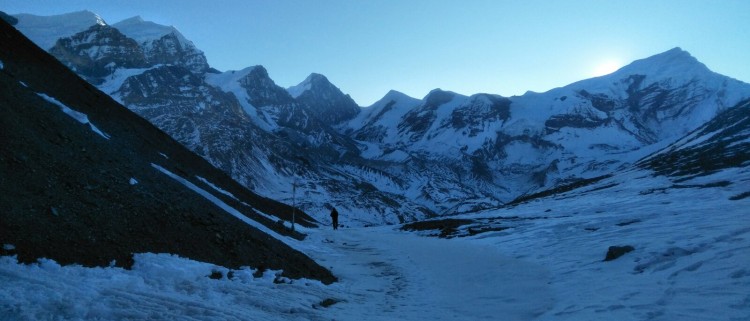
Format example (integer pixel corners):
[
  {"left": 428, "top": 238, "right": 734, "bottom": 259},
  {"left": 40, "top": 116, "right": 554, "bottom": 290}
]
[{"left": 0, "top": 18, "right": 335, "bottom": 284}]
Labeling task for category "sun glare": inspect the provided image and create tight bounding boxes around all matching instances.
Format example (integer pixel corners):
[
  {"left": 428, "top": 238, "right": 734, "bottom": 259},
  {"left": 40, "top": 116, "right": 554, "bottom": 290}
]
[{"left": 591, "top": 59, "right": 623, "bottom": 77}]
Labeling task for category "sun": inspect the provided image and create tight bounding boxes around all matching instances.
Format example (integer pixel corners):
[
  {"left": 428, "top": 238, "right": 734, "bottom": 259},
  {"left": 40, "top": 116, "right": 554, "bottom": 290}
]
[{"left": 591, "top": 59, "right": 623, "bottom": 77}]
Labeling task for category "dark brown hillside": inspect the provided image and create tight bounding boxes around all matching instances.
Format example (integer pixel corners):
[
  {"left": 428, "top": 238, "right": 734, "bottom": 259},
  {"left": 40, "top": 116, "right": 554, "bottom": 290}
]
[{"left": 0, "top": 18, "right": 334, "bottom": 283}]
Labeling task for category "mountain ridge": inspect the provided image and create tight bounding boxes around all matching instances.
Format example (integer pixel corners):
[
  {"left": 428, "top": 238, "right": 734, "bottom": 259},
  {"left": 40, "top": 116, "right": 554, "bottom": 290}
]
[{"left": 11, "top": 11, "right": 750, "bottom": 225}]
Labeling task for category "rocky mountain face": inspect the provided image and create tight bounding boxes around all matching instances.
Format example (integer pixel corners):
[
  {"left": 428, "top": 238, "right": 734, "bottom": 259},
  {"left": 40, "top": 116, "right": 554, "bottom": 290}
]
[
  {"left": 347, "top": 48, "right": 750, "bottom": 204},
  {"left": 13, "top": 11, "right": 750, "bottom": 225},
  {"left": 0, "top": 17, "right": 335, "bottom": 283},
  {"left": 638, "top": 98, "right": 750, "bottom": 178},
  {"left": 46, "top": 14, "right": 210, "bottom": 85},
  {"left": 289, "top": 73, "right": 361, "bottom": 124},
  {"left": 49, "top": 24, "right": 148, "bottom": 84},
  {"left": 112, "top": 16, "right": 210, "bottom": 74}
]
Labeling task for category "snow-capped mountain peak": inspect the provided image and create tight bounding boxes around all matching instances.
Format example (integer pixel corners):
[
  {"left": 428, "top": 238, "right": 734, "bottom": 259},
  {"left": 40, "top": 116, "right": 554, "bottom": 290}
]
[
  {"left": 109, "top": 15, "right": 209, "bottom": 74},
  {"left": 374, "top": 90, "right": 420, "bottom": 107},
  {"left": 12, "top": 10, "right": 106, "bottom": 50},
  {"left": 538, "top": 47, "right": 750, "bottom": 144},
  {"left": 288, "top": 72, "right": 361, "bottom": 124},
  {"left": 112, "top": 16, "right": 191, "bottom": 47},
  {"left": 11, "top": 12, "right": 750, "bottom": 227},
  {"left": 346, "top": 89, "right": 422, "bottom": 142},
  {"left": 422, "top": 88, "right": 463, "bottom": 106},
  {"left": 287, "top": 73, "right": 330, "bottom": 98},
  {"left": 613, "top": 47, "right": 709, "bottom": 80},
  {"left": 564, "top": 47, "right": 712, "bottom": 94},
  {"left": 235, "top": 65, "right": 295, "bottom": 106}
]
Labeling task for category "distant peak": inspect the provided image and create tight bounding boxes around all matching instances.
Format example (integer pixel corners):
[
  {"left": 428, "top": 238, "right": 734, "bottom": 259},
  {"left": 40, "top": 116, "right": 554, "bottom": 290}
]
[
  {"left": 64, "top": 10, "right": 104, "bottom": 21},
  {"left": 12, "top": 10, "right": 108, "bottom": 49},
  {"left": 424, "top": 88, "right": 458, "bottom": 99},
  {"left": 113, "top": 15, "right": 159, "bottom": 27},
  {"left": 112, "top": 16, "right": 190, "bottom": 46},
  {"left": 423, "top": 88, "right": 458, "bottom": 106},
  {"left": 623, "top": 47, "right": 704, "bottom": 71},
  {"left": 664, "top": 46, "right": 686, "bottom": 54},
  {"left": 288, "top": 72, "right": 336, "bottom": 98},
  {"left": 571, "top": 46, "right": 709, "bottom": 85},
  {"left": 384, "top": 89, "right": 409, "bottom": 98},
  {"left": 372, "top": 90, "right": 419, "bottom": 107},
  {"left": 305, "top": 73, "right": 331, "bottom": 85},
  {"left": 651, "top": 47, "right": 695, "bottom": 61},
  {"left": 72, "top": 10, "right": 106, "bottom": 26},
  {"left": 246, "top": 65, "right": 270, "bottom": 78},
  {"left": 14, "top": 10, "right": 106, "bottom": 26},
  {"left": 116, "top": 15, "right": 145, "bottom": 24}
]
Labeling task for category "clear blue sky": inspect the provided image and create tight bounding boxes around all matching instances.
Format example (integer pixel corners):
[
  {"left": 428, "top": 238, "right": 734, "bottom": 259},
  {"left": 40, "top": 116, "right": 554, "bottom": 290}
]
[{"left": 3, "top": 0, "right": 749, "bottom": 106}]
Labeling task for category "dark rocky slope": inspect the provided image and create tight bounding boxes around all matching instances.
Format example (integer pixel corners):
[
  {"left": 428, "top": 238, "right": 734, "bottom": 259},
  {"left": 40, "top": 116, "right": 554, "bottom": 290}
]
[
  {"left": 0, "top": 18, "right": 334, "bottom": 283},
  {"left": 638, "top": 99, "right": 750, "bottom": 178}
]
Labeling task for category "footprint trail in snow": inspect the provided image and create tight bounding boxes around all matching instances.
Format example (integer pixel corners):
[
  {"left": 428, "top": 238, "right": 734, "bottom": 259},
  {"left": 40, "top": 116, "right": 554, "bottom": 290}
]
[{"left": 308, "top": 226, "right": 555, "bottom": 321}]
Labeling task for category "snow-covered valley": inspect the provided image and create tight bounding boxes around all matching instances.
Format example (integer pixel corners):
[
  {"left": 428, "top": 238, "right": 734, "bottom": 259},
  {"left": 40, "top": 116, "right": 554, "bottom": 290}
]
[
  {"left": 2, "top": 8, "right": 749, "bottom": 321},
  {"left": 2, "top": 163, "right": 748, "bottom": 320}
]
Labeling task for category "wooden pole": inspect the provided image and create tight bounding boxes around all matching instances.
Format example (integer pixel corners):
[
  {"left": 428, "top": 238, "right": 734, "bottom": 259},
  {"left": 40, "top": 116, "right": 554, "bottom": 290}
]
[{"left": 291, "top": 179, "right": 296, "bottom": 232}]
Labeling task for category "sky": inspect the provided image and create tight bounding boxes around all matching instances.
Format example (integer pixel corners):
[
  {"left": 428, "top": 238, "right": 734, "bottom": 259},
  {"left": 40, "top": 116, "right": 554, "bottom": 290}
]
[{"left": 2, "top": 0, "right": 749, "bottom": 106}]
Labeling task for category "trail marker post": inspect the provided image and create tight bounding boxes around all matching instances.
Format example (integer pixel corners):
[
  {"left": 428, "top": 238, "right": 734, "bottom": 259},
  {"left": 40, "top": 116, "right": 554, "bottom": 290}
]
[{"left": 291, "top": 179, "right": 297, "bottom": 232}]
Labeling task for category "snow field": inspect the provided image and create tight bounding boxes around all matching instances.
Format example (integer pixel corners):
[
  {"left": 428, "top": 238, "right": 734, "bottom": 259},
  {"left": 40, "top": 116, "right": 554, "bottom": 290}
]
[
  {"left": 1, "top": 165, "right": 747, "bottom": 320},
  {"left": 0, "top": 221, "right": 554, "bottom": 321},
  {"left": 305, "top": 227, "right": 554, "bottom": 321},
  {"left": 0, "top": 254, "right": 336, "bottom": 321},
  {"left": 463, "top": 168, "right": 750, "bottom": 320}
]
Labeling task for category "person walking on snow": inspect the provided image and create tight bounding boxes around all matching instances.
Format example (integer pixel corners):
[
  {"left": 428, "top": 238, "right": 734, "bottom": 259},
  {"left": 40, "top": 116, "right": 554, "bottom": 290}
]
[{"left": 330, "top": 207, "right": 339, "bottom": 230}]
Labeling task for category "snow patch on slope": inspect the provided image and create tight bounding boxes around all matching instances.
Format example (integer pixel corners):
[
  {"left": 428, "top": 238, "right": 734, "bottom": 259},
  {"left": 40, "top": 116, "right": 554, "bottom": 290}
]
[
  {"left": 195, "top": 175, "right": 239, "bottom": 201},
  {"left": 286, "top": 74, "right": 317, "bottom": 98},
  {"left": 37, "top": 93, "right": 110, "bottom": 140},
  {"left": 150, "top": 164, "right": 299, "bottom": 249},
  {"left": 99, "top": 65, "right": 164, "bottom": 101},
  {"left": 204, "top": 67, "right": 277, "bottom": 130}
]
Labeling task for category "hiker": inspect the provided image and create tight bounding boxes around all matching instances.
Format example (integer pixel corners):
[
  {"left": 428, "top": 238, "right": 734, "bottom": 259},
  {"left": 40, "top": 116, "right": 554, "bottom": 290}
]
[{"left": 330, "top": 207, "right": 339, "bottom": 230}]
